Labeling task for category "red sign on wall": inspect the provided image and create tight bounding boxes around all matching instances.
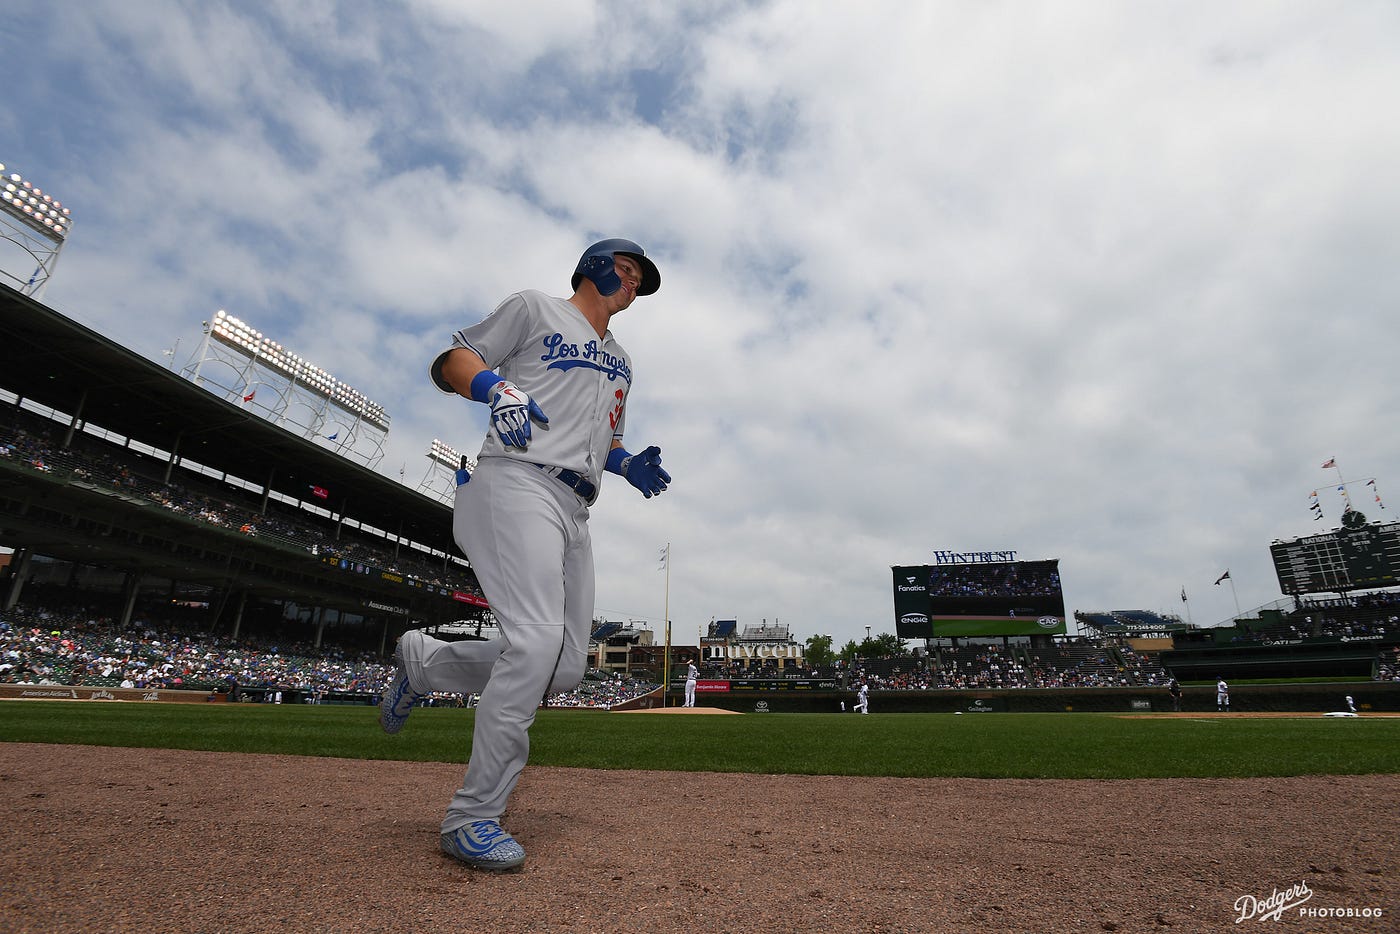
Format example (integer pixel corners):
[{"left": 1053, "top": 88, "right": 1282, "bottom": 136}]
[{"left": 452, "top": 591, "right": 489, "bottom": 607}]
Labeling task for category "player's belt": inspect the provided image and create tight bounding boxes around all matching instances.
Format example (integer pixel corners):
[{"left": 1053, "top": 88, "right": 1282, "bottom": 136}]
[{"left": 534, "top": 464, "right": 597, "bottom": 504}]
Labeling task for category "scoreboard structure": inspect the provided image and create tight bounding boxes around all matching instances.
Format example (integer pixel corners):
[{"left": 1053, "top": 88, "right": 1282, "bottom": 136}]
[
  {"left": 1270, "top": 511, "right": 1400, "bottom": 595},
  {"left": 893, "top": 557, "right": 1066, "bottom": 639}
]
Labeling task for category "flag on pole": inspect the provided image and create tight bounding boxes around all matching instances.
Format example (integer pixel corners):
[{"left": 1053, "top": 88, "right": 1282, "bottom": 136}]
[
  {"left": 242, "top": 389, "right": 256, "bottom": 403},
  {"left": 1180, "top": 587, "right": 1187, "bottom": 603},
  {"left": 1214, "top": 571, "right": 1230, "bottom": 585},
  {"left": 1322, "top": 458, "right": 1336, "bottom": 468},
  {"left": 326, "top": 432, "right": 339, "bottom": 441},
  {"left": 657, "top": 544, "right": 669, "bottom": 571}
]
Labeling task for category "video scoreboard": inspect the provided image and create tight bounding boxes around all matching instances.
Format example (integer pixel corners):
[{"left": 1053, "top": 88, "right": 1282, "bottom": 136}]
[
  {"left": 893, "top": 557, "right": 1066, "bottom": 638},
  {"left": 1270, "top": 514, "right": 1400, "bottom": 594}
]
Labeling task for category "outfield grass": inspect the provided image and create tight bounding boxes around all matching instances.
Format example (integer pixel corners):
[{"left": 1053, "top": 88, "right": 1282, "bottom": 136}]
[{"left": 3, "top": 700, "right": 1397, "bottom": 779}]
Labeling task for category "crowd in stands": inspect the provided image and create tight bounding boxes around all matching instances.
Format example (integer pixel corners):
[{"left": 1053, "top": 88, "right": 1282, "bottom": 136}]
[
  {"left": 927, "top": 560, "right": 1061, "bottom": 598},
  {"left": 1, "top": 604, "right": 390, "bottom": 694},
  {"left": 1225, "top": 611, "right": 1393, "bottom": 645},
  {"left": 0, "top": 605, "right": 657, "bottom": 708},
  {"left": 1377, "top": 647, "right": 1399, "bottom": 681},
  {"left": 0, "top": 420, "right": 486, "bottom": 601},
  {"left": 694, "top": 638, "right": 1173, "bottom": 690},
  {"left": 843, "top": 640, "right": 1170, "bottom": 691}
]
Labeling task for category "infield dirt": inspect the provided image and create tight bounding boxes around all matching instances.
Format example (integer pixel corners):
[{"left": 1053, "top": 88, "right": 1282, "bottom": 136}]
[{"left": 1, "top": 742, "right": 1395, "bottom": 932}]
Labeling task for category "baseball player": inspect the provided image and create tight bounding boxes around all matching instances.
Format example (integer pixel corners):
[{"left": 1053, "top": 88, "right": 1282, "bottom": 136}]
[
  {"left": 378, "top": 238, "right": 671, "bottom": 872},
  {"left": 684, "top": 659, "right": 698, "bottom": 707},
  {"left": 1216, "top": 677, "right": 1230, "bottom": 711},
  {"left": 855, "top": 682, "right": 870, "bottom": 714}
]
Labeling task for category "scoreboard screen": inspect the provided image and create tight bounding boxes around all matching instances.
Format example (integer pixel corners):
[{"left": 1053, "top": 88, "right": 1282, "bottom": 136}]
[
  {"left": 893, "top": 559, "right": 1066, "bottom": 638},
  {"left": 1270, "top": 517, "right": 1400, "bottom": 594}
]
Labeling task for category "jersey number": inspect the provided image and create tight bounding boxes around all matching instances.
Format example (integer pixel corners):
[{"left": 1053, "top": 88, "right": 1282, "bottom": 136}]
[{"left": 607, "top": 388, "right": 625, "bottom": 430}]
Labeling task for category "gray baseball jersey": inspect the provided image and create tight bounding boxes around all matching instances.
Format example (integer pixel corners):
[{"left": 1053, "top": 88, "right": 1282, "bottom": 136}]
[{"left": 432, "top": 290, "right": 632, "bottom": 488}]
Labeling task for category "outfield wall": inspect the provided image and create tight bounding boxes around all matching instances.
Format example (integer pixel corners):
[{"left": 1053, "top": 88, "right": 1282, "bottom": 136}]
[
  {"left": 8, "top": 679, "right": 1397, "bottom": 714},
  {"left": 0, "top": 683, "right": 373, "bottom": 705},
  {"left": 664, "top": 680, "right": 1400, "bottom": 714},
  {"left": 0, "top": 684, "right": 231, "bottom": 704}
]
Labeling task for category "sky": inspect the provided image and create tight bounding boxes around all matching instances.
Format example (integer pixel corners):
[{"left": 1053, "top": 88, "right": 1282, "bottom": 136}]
[{"left": 3, "top": 1, "right": 1398, "bottom": 648}]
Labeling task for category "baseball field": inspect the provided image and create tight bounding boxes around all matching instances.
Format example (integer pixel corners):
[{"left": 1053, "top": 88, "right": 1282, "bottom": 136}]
[
  {"left": 2, "top": 701, "right": 1400, "bottom": 778},
  {"left": 2, "top": 702, "right": 1396, "bottom": 931}
]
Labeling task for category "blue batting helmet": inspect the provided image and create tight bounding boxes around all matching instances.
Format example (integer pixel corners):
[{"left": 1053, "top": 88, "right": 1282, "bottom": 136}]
[{"left": 571, "top": 238, "right": 660, "bottom": 297}]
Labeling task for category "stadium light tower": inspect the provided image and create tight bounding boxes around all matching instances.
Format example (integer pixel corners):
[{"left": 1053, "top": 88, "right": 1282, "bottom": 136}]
[
  {"left": 183, "top": 309, "right": 391, "bottom": 468},
  {"left": 0, "top": 160, "right": 73, "bottom": 299},
  {"left": 417, "top": 438, "right": 475, "bottom": 504}
]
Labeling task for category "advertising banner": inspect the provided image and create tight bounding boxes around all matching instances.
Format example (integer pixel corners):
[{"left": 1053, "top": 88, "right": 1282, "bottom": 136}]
[{"left": 892, "top": 565, "right": 932, "bottom": 637}]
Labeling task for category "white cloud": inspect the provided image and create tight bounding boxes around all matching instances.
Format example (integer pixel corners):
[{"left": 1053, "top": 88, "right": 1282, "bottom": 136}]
[{"left": 4, "top": 0, "right": 1399, "bottom": 644}]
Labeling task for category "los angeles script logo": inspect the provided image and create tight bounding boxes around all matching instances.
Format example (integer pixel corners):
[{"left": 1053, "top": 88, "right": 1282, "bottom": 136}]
[{"left": 540, "top": 333, "right": 631, "bottom": 383}]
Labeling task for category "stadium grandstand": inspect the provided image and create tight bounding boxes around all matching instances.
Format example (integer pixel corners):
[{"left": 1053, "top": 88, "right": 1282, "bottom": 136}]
[
  {"left": 706, "top": 619, "right": 737, "bottom": 638},
  {"left": 738, "top": 620, "right": 789, "bottom": 642},
  {"left": 0, "top": 282, "right": 487, "bottom": 649}
]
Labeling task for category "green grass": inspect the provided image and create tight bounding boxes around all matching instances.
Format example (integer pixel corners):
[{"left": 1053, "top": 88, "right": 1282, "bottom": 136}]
[
  {"left": 1181, "top": 676, "right": 1366, "bottom": 685},
  {"left": 3, "top": 701, "right": 1397, "bottom": 779}
]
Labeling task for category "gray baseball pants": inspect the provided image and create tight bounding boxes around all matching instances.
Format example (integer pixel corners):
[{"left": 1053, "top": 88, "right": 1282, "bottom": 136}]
[{"left": 396, "top": 457, "right": 594, "bottom": 832}]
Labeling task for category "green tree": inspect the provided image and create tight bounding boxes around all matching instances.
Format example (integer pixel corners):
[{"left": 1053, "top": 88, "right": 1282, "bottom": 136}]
[
  {"left": 871, "top": 632, "right": 907, "bottom": 657},
  {"left": 840, "top": 639, "right": 861, "bottom": 665},
  {"left": 850, "top": 632, "right": 908, "bottom": 660},
  {"left": 804, "top": 634, "right": 835, "bottom": 668}
]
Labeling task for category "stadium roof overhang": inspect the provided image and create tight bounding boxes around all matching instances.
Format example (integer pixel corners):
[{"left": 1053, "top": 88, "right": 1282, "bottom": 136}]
[{"left": 0, "top": 282, "right": 455, "bottom": 556}]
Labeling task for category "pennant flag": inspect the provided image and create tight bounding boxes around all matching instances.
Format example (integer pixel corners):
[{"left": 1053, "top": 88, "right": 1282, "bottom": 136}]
[
  {"left": 326, "top": 432, "right": 339, "bottom": 441},
  {"left": 309, "top": 485, "right": 329, "bottom": 500},
  {"left": 1214, "top": 571, "right": 1230, "bottom": 585},
  {"left": 1180, "top": 587, "right": 1187, "bottom": 603},
  {"left": 1322, "top": 458, "right": 1336, "bottom": 468},
  {"left": 657, "top": 544, "right": 670, "bottom": 571},
  {"left": 1366, "top": 479, "right": 1385, "bottom": 509},
  {"left": 242, "top": 389, "right": 256, "bottom": 402}
]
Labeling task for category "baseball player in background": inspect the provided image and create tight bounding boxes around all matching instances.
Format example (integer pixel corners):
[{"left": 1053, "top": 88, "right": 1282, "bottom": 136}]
[
  {"left": 1216, "top": 677, "right": 1230, "bottom": 712},
  {"left": 855, "top": 682, "right": 870, "bottom": 714},
  {"left": 684, "top": 659, "right": 698, "bottom": 707},
  {"left": 378, "top": 238, "right": 671, "bottom": 872}
]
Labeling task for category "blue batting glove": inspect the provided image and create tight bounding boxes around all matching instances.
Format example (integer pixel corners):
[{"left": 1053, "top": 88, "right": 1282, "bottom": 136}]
[
  {"left": 488, "top": 381, "right": 548, "bottom": 449},
  {"left": 609, "top": 445, "right": 670, "bottom": 498}
]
